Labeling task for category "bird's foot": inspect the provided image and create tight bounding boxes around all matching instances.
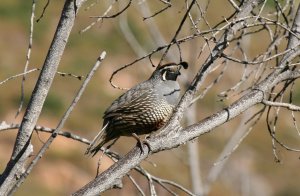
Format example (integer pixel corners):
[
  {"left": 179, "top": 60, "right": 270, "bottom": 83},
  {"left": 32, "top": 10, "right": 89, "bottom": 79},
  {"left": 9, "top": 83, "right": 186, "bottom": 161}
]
[{"left": 131, "top": 133, "right": 151, "bottom": 154}]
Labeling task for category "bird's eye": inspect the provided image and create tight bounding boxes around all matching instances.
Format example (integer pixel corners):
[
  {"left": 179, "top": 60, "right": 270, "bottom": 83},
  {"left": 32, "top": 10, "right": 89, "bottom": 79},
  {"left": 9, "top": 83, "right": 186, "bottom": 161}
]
[{"left": 162, "top": 69, "right": 179, "bottom": 81}]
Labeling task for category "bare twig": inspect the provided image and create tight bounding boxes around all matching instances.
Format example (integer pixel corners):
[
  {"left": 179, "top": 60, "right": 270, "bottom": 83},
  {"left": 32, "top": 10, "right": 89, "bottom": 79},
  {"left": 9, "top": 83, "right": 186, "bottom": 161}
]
[
  {"left": 142, "top": 0, "right": 171, "bottom": 20},
  {"left": 0, "top": 68, "right": 40, "bottom": 86},
  {"left": 138, "top": 0, "right": 177, "bottom": 61},
  {"left": 9, "top": 51, "right": 106, "bottom": 194},
  {"left": 262, "top": 100, "right": 300, "bottom": 111},
  {"left": 255, "top": 0, "right": 266, "bottom": 21},
  {"left": 80, "top": 0, "right": 116, "bottom": 34},
  {"left": 289, "top": 82, "right": 300, "bottom": 136},
  {"left": 228, "top": 0, "right": 241, "bottom": 11},
  {"left": 56, "top": 71, "right": 84, "bottom": 80},
  {"left": 15, "top": 0, "right": 36, "bottom": 118},
  {"left": 135, "top": 166, "right": 195, "bottom": 196},
  {"left": 0, "top": 121, "right": 90, "bottom": 145},
  {"left": 0, "top": 69, "right": 84, "bottom": 87},
  {"left": 159, "top": 0, "right": 197, "bottom": 65},
  {"left": 127, "top": 174, "right": 146, "bottom": 196},
  {"left": 221, "top": 47, "right": 298, "bottom": 65},
  {"left": 36, "top": 0, "right": 50, "bottom": 22},
  {"left": 90, "top": 0, "right": 132, "bottom": 19}
]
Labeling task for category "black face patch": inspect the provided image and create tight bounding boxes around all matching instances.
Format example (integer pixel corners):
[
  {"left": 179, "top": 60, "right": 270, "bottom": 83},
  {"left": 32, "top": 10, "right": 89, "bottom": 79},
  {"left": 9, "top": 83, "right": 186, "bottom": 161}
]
[{"left": 162, "top": 70, "right": 180, "bottom": 81}]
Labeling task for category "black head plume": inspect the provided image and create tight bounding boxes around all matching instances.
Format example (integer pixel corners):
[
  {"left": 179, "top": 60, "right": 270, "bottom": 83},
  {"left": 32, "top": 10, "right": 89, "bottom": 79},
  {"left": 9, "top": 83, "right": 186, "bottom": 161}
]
[{"left": 179, "top": 61, "right": 188, "bottom": 69}]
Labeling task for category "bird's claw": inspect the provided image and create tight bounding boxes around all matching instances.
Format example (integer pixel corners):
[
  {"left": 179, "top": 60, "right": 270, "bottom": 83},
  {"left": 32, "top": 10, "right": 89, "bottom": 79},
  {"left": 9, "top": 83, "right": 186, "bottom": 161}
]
[{"left": 132, "top": 133, "right": 151, "bottom": 154}]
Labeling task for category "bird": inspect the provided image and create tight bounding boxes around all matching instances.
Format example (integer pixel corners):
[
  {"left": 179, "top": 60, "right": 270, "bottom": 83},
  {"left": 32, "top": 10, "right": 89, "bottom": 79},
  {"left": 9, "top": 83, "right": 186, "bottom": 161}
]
[{"left": 86, "top": 62, "right": 188, "bottom": 156}]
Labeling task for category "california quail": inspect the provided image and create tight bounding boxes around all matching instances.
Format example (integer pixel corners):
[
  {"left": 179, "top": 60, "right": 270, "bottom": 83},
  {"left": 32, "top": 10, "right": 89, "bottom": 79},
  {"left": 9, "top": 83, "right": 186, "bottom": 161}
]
[{"left": 86, "top": 62, "right": 188, "bottom": 156}]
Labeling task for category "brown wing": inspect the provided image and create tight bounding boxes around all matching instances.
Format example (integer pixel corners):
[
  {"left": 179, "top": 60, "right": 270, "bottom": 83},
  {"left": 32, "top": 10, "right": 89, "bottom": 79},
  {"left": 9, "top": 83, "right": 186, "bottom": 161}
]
[
  {"left": 104, "top": 89, "right": 173, "bottom": 136},
  {"left": 103, "top": 81, "right": 154, "bottom": 118}
]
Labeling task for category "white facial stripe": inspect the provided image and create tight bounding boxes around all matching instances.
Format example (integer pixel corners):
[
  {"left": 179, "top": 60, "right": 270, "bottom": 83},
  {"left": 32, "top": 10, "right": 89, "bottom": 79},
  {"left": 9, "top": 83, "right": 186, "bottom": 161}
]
[
  {"left": 162, "top": 65, "right": 177, "bottom": 71},
  {"left": 162, "top": 71, "right": 167, "bottom": 81}
]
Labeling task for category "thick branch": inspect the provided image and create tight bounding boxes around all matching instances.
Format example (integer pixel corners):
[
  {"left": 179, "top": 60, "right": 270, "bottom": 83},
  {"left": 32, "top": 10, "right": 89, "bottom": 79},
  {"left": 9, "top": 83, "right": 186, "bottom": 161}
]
[{"left": 0, "top": 0, "right": 86, "bottom": 194}]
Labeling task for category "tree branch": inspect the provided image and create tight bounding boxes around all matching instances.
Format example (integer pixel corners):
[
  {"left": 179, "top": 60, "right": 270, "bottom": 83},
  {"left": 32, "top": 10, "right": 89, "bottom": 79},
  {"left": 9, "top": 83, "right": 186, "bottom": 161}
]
[
  {"left": 262, "top": 100, "right": 300, "bottom": 111},
  {"left": 0, "top": 121, "right": 90, "bottom": 145},
  {"left": 0, "top": 0, "right": 86, "bottom": 194},
  {"left": 9, "top": 51, "right": 106, "bottom": 194}
]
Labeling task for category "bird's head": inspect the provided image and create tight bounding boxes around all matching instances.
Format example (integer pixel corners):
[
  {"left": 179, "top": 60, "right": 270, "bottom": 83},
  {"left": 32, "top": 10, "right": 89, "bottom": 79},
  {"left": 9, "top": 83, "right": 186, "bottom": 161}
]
[{"left": 151, "top": 62, "right": 188, "bottom": 81}]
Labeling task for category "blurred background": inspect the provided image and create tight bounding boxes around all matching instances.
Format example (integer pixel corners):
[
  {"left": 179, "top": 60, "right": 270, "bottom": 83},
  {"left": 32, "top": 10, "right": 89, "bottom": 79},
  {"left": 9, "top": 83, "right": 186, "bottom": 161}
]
[{"left": 1, "top": 0, "right": 300, "bottom": 195}]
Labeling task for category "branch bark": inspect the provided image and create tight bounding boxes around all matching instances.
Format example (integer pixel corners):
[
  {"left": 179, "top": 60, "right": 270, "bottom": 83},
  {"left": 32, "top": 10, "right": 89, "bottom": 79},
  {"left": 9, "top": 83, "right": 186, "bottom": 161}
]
[{"left": 0, "top": 0, "right": 86, "bottom": 194}]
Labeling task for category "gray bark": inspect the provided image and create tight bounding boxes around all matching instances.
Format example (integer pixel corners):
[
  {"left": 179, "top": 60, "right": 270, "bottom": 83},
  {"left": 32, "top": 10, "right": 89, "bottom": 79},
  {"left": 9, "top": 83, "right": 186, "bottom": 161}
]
[{"left": 0, "top": 0, "right": 86, "bottom": 194}]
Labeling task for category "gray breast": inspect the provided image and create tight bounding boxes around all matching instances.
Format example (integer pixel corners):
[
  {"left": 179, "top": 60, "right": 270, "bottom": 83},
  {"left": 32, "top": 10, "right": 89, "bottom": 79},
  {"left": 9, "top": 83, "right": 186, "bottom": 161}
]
[{"left": 155, "top": 80, "right": 180, "bottom": 106}]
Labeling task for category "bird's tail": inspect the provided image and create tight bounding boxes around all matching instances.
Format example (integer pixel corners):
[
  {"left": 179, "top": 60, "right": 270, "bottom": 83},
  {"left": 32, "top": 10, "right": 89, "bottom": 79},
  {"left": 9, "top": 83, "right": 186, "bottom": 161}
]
[{"left": 85, "top": 122, "right": 109, "bottom": 156}]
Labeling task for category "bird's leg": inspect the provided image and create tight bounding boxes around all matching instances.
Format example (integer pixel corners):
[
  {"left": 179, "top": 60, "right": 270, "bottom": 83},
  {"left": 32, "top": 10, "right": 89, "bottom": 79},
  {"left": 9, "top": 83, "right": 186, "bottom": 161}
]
[
  {"left": 143, "top": 137, "right": 152, "bottom": 152},
  {"left": 132, "top": 133, "right": 145, "bottom": 153},
  {"left": 131, "top": 133, "right": 151, "bottom": 154}
]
